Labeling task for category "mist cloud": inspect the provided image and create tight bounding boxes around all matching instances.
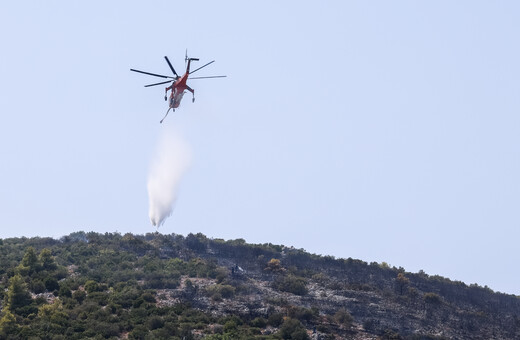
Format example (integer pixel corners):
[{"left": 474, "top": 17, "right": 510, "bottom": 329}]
[{"left": 147, "top": 128, "right": 191, "bottom": 227}]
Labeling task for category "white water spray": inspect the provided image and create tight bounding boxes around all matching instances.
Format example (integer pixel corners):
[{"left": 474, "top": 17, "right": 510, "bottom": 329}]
[{"left": 147, "top": 128, "right": 191, "bottom": 227}]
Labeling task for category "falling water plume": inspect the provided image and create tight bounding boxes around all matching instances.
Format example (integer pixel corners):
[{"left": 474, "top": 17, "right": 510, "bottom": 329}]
[{"left": 147, "top": 128, "right": 191, "bottom": 228}]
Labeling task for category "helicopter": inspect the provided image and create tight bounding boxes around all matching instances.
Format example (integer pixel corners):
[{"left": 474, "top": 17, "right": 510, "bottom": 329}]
[{"left": 131, "top": 52, "right": 226, "bottom": 123}]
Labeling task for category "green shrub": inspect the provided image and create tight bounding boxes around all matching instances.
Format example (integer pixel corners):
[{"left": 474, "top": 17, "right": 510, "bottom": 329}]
[
  {"left": 72, "top": 289, "right": 86, "bottom": 304},
  {"left": 334, "top": 308, "right": 353, "bottom": 327},
  {"left": 273, "top": 275, "right": 308, "bottom": 296},
  {"left": 223, "top": 320, "right": 238, "bottom": 333},
  {"left": 58, "top": 284, "right": 72, "bottom": 298},
  {"left": 206, "top": 284, "right": 236, "bottom": 301},
  {"left": 278, "top": 318, "right": 310, "bottom": 340},
  {"left": 86, "top": 291, "right": 109, "bottom": 306},
  {"left": 250, "top": 317, "right": 267, "bottom": 328},
  {"left": 129, "top": 325, "right": 148, "bottom": 339},
  {"left": 268, "top": 313, "right": 284, "bottom": 327},
  {"left": 30, "top": 279, "right": 46, "bottom": 294},
  {"left": 84, "top": 280, "right": 100, "bottom": 294},
  {"left": 148, "top": 316, "right": 164, "bottom": 330},
  {"left": 142, "top": 292, "right": 156, "bottom": 303}
]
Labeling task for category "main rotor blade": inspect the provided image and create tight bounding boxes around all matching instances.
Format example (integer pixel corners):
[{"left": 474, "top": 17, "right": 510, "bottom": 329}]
[
  {"left": 189, "top": 75, "right": 227, "bottom": 79},
  {"left": 144, "top": 80, "right": 173, "bottom": 87},
  {"left": 189, "top": 60, "right": 215, "bottom": 75},
  {"left": 130, "top": 69, "right": 175, "bottom": 79},
  {"left": 164, "top": 56, "right": 178, "bottom": 77}
]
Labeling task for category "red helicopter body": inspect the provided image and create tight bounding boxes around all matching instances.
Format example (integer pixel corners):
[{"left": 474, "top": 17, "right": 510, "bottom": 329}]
[{"left": 131, "top": 53, "right": 225, "bottom": 123}]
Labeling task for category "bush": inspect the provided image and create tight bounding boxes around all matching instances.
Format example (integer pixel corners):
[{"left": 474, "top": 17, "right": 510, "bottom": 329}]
[
  {"left": 58, "top": 284, "right": 72, "bottom": 298},
  {"left": 129, "top": 325, "right": 148, "bottom": 339},
  {"left": 219, "top": 285, "right": 235, "bottom": 298},
  {"left": 223, "top": 320, "right": 238, "bottom": 333},
  {"left": 268, "top": 313, "right": 284, "bottom": 327},
  {"left": 250, "top": 317, "right": 267, "bottom": 328},
  {"left": 86, "top": 292, "right": 108, "bottom": 306},
  {"left": 148, "top": 316, "right": 164, "bottom": 330},
  {"left": 424, "top": 292, "right": 442, "bottom": 305},
  {"left": 72, "top": 289, "right": 86, "bottom": 304},
  {"left": 278, "top": 318, "right": 310, "bottom": 340},
  {"left": 287, "top": 306, "right": 317, "bottom": 323},
  {"left": 142, "top": 292, "right": 156, "bottom": 303},
  {"left": 273, "top": 275, "right": 308, "bottom": 296},
  {"left": 334, "top": 308, "right": 353, "bottom": 327},
  {"left": 84, "top": 280, "right": 100, "bottom": 294},
  {"left": 206, "top": 284, "right": 236, "bottom": 301}
]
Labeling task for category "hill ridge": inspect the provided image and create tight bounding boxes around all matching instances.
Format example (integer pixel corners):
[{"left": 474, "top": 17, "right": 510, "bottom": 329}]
[{"left": 0, "top": 231, "right": 518, "bottom": 339}]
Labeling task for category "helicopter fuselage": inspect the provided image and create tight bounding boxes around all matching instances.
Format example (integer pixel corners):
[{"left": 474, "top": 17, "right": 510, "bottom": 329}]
[{"left": 166, "top": 63, "right": 193, "bottom": 109}]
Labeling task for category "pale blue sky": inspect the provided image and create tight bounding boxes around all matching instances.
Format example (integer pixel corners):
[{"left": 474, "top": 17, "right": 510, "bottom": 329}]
[{"left": 1, "top": 1, "right": 519, "bottom": 294}]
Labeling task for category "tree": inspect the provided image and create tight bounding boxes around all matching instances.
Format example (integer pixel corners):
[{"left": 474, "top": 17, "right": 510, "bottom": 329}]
[
  {"left": 45, "top": 276, "right": 60, "bottom": 292},
  {"left": 37, "top": 300, "right": 70, "bottom": 331},
  {"left": 265, "top": 258, "right": 282, "bottom": 272},
  {"left": 396, "top": 273, "right": 410, "bottom": 296},
  {"left": 39, "top": 248, "right": 58, "bottom": 271},
  {"left": 185, "top": 233, "right": 206, "bottom": 252},
  {"left": 17, "top": 247, "right": 40, "bottom": 275},
  {"left": 0, "top": 310, "right": 18, "bottom": 337},
  {"left": 5, "top": 274, "right": 32, "bottom": 314}
]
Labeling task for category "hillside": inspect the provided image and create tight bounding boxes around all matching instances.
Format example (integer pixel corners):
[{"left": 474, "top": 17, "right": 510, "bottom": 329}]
[{"left": 0, "top": 232, "right": 518, "bottom": 339}]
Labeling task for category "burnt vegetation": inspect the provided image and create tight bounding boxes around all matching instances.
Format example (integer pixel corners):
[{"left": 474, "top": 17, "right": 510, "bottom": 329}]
[{"left": 0, "top": 232, "right": 518, "bottom": 339}]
